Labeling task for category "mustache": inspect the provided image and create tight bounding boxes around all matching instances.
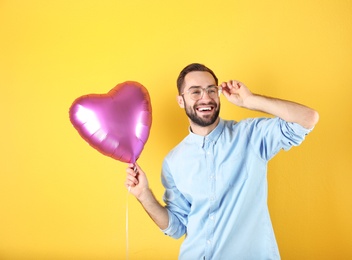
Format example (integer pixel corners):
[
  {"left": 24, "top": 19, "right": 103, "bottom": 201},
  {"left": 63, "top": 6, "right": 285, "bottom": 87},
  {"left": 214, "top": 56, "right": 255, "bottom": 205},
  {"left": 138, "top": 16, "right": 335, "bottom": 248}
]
[{"left": 194, "top": 101, "right": 217, "bottom": 108}]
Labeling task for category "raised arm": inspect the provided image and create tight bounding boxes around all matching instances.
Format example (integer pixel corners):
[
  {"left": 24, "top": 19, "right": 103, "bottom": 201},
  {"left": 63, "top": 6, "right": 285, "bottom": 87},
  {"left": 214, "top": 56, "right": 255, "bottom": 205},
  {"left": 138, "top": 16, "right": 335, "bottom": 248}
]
[
  {"left": 220, "top": 80, "right": 319, "bottom": 129},
  {"left": 125, "top": 163, "right": 169, "bottom": 230}
]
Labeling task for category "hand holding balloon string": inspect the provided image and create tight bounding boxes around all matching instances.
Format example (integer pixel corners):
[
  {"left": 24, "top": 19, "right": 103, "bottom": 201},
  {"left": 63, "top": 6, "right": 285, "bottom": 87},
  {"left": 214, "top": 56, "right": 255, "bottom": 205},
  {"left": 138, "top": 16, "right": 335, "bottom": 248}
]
[
  {"left": 126, "top": 164, "right": 137, "bottom": 192},
  {"left": 125, "top": 163, "right": 149, "bottom": 199}
]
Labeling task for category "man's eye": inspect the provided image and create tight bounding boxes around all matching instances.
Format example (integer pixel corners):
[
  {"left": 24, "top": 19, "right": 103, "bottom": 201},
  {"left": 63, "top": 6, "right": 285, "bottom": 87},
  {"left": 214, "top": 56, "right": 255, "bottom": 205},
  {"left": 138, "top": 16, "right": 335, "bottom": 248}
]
[
  {"left": 191, "top": 90, "right": 202, "bottom": 95},
  {"left": 208, "top": 89, "right": 217, "bottom": 94}
]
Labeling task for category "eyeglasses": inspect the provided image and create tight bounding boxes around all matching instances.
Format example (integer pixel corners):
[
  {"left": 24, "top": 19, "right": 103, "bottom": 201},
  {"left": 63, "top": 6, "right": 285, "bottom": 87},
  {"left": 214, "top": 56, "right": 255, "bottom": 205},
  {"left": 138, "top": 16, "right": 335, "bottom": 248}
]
[{"left": 181, "top": 86, "right": 221, "bottom": 101}]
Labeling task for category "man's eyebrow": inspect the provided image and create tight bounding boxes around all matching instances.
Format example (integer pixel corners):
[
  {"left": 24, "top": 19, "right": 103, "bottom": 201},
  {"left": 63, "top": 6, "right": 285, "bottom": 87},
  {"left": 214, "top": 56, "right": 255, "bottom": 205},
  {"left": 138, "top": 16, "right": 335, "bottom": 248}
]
[{"left": 189, "top": 84, "right": 216, "bottom": 89}]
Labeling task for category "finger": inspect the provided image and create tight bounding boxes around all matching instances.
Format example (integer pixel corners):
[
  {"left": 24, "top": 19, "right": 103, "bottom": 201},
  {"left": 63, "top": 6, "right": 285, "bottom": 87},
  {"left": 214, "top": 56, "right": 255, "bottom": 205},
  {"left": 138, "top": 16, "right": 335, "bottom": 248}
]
[
  {"left": 220, "top": 86, "right": 231, "bottom": 97},
  {"left": 227, "top": 80, "right": 240, "bottom": 88},
  {"left": 233, "top": 80, "right": 243, "bottom": 88},
  {"left": 126, "top": 164, "right": 135, "bottom": 172},
  {"left": 125, "top": 179, "right": 137, "bottom": 188},
  {"left": 126, "top": 174, "right": 139, "bottom": 184},
  {"left": 134, "top": 163, "right": 145, "bottom": 177},
  {"left": 126, "top": 168, "right": 137, "bottom": 176},
  {"left": 228, "top": 80, "right": 236, "bottom": 88},
  {"left": 125, "top": 181, "right": 134, "bottom": 189},
  {"left": 220, "top": 82, "right": 227, "bottom": 88},
  {"left": 220, "top": 82, "right": 230, "bottom": 93}
]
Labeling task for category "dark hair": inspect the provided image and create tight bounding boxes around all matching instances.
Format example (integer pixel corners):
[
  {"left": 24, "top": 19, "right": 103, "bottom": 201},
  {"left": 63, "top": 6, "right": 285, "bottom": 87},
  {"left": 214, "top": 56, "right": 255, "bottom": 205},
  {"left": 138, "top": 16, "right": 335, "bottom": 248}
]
[{"left": 176, "top": 63, "right": 218, "bottom": 94}]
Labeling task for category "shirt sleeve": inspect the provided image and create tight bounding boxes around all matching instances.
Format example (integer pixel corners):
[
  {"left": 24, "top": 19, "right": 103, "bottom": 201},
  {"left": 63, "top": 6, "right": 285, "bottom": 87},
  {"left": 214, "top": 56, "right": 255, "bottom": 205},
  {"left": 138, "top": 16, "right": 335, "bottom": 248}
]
[
  {"left": 245, "top": 117, "right": 313, "bottom": 161},
  {"left": 160, "top": 158, "right": 190, "bottom": 239}
]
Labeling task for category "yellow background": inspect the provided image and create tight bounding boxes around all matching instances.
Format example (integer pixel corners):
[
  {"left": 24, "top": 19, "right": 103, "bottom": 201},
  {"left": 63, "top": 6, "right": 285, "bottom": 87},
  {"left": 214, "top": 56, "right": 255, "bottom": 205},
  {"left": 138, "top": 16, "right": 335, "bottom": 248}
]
[{"left": 1, "top": 0, "right": 351, "bottom": 259}]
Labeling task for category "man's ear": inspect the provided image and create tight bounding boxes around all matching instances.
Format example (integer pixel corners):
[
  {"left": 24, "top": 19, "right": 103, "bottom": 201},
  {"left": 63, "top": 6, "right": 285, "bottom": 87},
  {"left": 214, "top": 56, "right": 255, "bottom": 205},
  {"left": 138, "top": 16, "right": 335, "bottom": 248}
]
[{"left": 177, "top": 95, "right": 185, "bottom": 108}]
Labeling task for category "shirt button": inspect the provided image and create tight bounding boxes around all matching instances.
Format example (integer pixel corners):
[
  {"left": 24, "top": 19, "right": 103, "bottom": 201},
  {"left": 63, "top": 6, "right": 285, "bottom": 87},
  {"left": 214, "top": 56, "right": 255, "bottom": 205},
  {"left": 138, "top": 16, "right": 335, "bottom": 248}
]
[{"left": 207, "top": 240, "right": 211, "bottom": 245}]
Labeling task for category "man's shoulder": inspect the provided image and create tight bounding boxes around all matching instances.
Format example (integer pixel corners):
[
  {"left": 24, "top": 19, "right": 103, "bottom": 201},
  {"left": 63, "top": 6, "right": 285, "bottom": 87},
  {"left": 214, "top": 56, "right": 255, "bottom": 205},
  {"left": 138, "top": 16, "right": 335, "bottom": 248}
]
[
  {"left": 166, "top": 134, "right": 192, "bottom": 156},
  {"left": 223, "top": 117, "right": 279, "bottom": 129}
]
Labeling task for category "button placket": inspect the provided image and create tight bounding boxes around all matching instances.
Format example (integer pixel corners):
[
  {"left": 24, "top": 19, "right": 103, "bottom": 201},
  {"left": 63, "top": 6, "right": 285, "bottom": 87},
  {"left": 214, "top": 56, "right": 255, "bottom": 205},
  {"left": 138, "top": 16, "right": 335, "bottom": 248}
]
[{"left": 204, "top": 139, "right": 216, "bottom": 259}]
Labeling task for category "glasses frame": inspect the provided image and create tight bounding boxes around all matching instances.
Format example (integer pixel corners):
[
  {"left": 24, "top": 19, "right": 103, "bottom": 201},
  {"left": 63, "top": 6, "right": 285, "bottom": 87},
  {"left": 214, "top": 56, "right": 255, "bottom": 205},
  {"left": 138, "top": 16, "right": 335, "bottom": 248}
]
[{"left": 181, "top": 86, "right": 222, "bottom": 101}]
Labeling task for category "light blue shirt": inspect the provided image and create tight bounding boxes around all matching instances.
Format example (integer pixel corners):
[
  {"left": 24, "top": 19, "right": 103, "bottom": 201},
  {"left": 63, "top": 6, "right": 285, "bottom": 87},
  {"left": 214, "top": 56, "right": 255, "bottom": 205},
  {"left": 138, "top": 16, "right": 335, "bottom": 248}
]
[{"left": 161, "top": 117, "right": 312, "bottom": 260}]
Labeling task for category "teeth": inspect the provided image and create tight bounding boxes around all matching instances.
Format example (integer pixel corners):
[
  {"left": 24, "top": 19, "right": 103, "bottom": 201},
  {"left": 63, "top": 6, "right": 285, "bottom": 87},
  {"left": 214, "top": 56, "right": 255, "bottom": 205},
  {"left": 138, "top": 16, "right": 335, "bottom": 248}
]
[{"left": 198, "top": 107, "right": 211, "bottom": 111}]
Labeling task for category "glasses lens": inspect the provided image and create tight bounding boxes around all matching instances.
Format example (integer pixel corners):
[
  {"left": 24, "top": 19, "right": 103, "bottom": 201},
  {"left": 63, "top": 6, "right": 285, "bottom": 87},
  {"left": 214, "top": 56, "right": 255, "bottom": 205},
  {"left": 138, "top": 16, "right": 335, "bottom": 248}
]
[
  {"left": 188, "top": 86, "right": 219, "bottom": 100},
  {"left": 207, "top": 86, "right": 218, "bottom": 98},
  {"left": 190, "top": 88, "right": 202, "bottom": 100}
]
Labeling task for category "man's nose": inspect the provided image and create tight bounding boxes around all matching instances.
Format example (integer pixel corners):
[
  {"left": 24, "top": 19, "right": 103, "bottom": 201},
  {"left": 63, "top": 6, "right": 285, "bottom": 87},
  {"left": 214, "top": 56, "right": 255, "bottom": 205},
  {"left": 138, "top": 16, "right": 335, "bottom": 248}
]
[{"left": 200, "top": 89, "right": 212, "bottom": 100}]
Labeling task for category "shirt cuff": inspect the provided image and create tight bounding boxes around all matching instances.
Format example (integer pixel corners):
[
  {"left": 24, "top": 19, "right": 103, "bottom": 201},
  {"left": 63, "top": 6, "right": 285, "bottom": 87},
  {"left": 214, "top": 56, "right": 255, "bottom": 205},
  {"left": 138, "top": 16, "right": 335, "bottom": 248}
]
[
  {"left": 160, "top": 208, "right": 181, "bottom": 237},
  {"left": 288, "top": 121, "right": 314, "bottom": 136}
]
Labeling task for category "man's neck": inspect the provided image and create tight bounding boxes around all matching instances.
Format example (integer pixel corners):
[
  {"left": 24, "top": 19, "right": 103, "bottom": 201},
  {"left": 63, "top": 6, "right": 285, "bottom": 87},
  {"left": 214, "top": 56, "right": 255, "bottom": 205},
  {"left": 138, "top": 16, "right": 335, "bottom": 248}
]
[{"left": 189, "top": 117, "right": 220, "bottom": 136}]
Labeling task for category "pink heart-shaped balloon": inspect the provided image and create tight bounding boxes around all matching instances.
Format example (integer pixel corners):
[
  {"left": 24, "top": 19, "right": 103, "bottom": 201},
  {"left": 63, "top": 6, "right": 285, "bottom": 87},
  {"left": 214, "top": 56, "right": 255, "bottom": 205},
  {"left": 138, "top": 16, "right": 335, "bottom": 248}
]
[{"left": 69, "top": 81, "right": 152, "bottom": 163}]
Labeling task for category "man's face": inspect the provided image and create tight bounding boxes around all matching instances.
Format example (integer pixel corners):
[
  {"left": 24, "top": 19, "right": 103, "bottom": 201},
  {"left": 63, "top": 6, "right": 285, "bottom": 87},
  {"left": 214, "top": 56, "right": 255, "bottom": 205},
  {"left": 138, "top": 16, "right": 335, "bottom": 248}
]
[{"left": 178, "top": 71, "right": 220, "bottom": 127}]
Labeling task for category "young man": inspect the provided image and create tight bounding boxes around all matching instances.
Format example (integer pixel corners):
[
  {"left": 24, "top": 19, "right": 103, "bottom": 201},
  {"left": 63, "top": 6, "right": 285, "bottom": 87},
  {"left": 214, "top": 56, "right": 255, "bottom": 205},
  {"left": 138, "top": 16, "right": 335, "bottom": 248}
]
[{"left": 125, "top": 63, "right": 319, "bottom": 259}]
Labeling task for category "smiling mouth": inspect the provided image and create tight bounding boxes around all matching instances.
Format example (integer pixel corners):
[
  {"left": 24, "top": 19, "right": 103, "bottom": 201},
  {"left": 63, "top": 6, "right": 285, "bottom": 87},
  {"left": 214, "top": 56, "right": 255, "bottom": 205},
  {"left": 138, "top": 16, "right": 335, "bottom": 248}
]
[{"left": 196, "top": 105, "right": 214, "bottom": 112}]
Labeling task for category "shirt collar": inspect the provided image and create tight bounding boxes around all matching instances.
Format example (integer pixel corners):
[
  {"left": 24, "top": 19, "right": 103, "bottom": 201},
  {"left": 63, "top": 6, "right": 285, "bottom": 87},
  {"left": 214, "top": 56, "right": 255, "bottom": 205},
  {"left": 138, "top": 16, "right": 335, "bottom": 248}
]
[{"left": 188, "top": 118, "right": 225, "bottom": 147}]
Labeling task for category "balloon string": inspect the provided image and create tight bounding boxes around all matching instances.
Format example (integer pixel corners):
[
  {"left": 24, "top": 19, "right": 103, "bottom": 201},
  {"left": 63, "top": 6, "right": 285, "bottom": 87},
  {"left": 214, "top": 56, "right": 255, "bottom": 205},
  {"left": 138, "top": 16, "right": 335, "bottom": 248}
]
[
  {"left": 126, "top": 164, "right": 136, "bottom": 260},
  {"left": 126, "top": 188, "right": 129, "bottom": 260}
]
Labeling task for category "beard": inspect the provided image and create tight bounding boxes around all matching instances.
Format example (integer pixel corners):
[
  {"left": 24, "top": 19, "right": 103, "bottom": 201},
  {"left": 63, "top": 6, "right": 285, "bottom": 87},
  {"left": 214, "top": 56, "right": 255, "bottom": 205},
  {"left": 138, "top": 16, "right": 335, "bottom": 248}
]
[{"left": 184, "top": 101, "right": 220, "bottom": 127}]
